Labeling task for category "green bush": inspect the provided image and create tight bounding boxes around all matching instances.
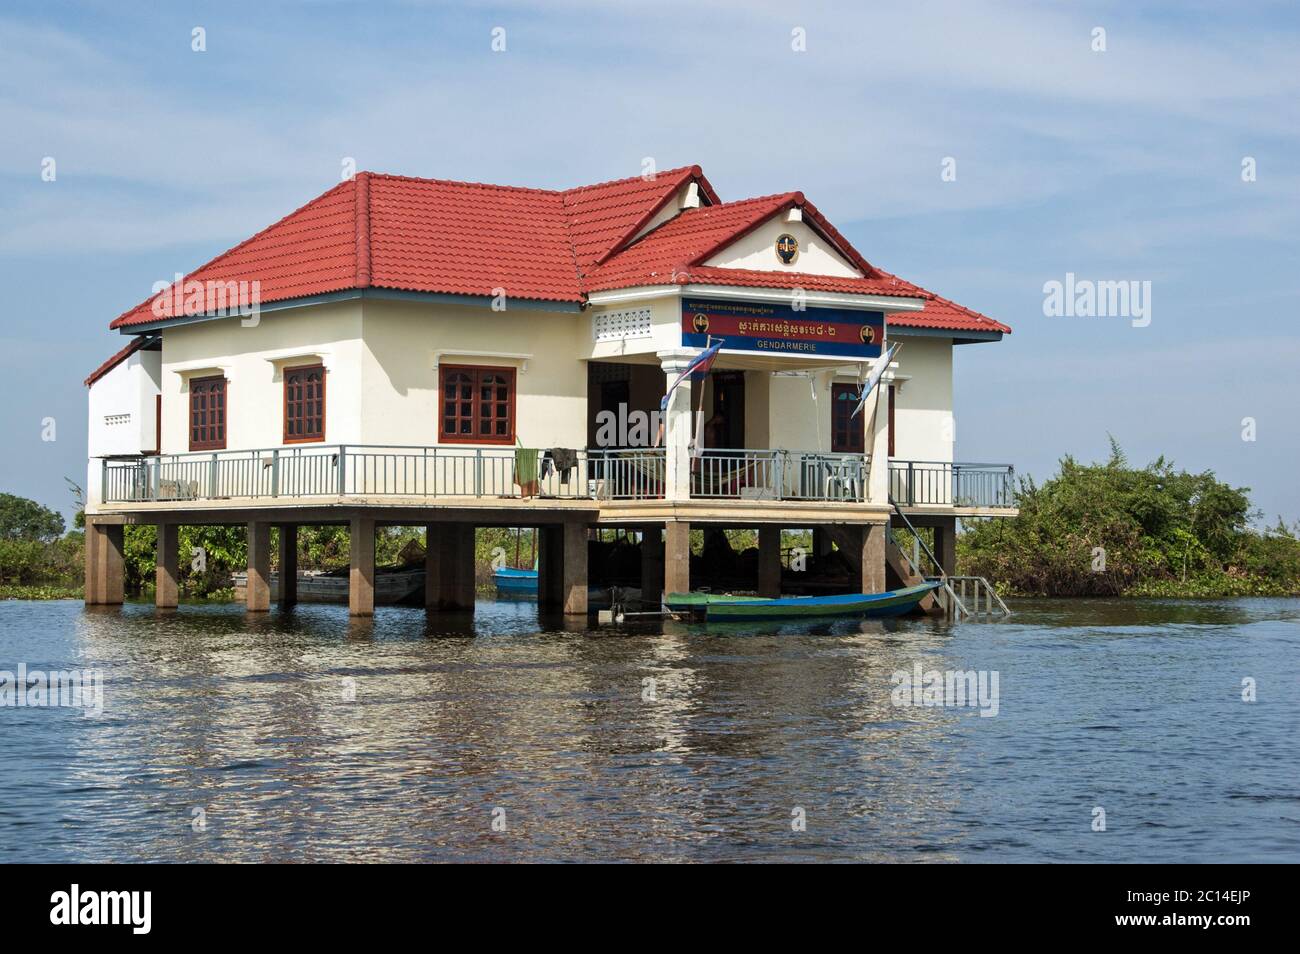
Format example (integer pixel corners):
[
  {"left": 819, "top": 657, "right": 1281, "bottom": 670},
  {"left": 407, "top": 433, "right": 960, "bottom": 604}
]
[{"left": 960, "top": 441, "right": 1299, "bottom": 597}]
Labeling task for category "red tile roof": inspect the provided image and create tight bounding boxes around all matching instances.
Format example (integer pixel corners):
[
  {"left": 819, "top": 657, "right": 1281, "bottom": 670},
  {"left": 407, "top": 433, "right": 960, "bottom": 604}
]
[
  {"left": 367, "top": 174, "right": 576, "bottom": 301},
  {"left": 107, "top": 165, "right": 1010, "bottom": 338},
  {"left": 582, "top": 193, "right": 800, "bottom": 291},
  {"left": 892, "top": 290, "right": 1012, "bottom": 335},
  {"left": 562, "top": 165, "right": 720, "bottom": 271}
]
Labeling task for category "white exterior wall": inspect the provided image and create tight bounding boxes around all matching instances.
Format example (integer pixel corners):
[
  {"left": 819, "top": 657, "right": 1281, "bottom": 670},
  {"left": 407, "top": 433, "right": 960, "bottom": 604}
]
[
  {"left": 360, "top": 299, "right": 588, "bottom": 448},
  {"left": 765, "top": 334, "right": 955, "bottom": 462},
  {"left": 889, "top": 335, "right": 954, "bottom": 463},
  {"left": 86, "top": 347, "right": 161, "bottom": 506},
  {"left": 159, "top": 300, "right": 366, "bottom": 452},
  {"left": 152, "top": 298, "right": 589, "bottom": 455},
  {"left": 98, "top": 296, "right": 953, "bottom": 487},
  {"left": 768, "top": 369, "right": 837, "bottom": 452},
  {"left": 704, "top": 216, "right": 862, "bottom": 277},
  {"left": 588, "top": 293, "right": 682, "bottom": 362}
]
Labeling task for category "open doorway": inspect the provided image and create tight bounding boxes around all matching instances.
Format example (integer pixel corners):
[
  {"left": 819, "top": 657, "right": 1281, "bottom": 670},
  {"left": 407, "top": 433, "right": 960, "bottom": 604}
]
[{"left": 708, "top": 371, "right": 746, "bottom": 449}]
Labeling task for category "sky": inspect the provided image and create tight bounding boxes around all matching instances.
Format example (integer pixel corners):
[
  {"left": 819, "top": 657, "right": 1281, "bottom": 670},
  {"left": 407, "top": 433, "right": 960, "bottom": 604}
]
[{"left": 1, "top": 0, "right": 1297, "bottom": 524}]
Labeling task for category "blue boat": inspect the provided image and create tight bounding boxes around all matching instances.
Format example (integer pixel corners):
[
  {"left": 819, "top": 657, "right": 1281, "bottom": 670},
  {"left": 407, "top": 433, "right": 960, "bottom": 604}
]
[{"left": 493, "top": 566, "right": 538, "bottom": 595}]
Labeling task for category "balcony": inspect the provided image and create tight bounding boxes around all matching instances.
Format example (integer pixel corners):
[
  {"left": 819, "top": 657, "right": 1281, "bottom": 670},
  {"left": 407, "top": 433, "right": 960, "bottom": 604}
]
[
  {"left": 888, "top": 460, "right": 1017, "bottom": 511},
  {"left": 99, "top": 445, "right": 1015, "bottom": 511}
]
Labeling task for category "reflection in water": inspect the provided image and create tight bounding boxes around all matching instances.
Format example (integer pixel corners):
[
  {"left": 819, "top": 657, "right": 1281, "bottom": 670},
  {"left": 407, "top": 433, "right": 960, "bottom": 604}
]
[{"left": 1, "top": 597, "right": 1297, "bottom": 862}]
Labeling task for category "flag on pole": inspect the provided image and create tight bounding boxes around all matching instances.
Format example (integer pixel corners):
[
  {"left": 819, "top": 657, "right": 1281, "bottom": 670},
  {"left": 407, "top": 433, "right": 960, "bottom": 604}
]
[
  {"left": 660, "top": 337, "right": 724, "bottom": 412},
  {"left": 850, "top": 343, "right": 899, "bottom": 419}
]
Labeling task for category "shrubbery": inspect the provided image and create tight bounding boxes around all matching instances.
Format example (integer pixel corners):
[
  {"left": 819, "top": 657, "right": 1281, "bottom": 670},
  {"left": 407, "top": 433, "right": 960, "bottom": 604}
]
[{"left": 959, "top": 442, "right": 1300, "bottom": 597}]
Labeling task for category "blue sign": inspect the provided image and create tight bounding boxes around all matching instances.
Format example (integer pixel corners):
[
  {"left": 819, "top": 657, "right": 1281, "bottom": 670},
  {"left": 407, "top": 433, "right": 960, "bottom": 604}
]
[{"left": 681, "top": 298, "right": 884, "bottom": 358}]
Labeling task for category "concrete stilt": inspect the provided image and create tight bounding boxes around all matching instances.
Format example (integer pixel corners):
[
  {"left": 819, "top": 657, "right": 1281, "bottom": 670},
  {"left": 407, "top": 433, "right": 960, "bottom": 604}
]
[
  {"left": 932, "top": 517, "right": 957, "bottom": 577},
  {"left": 812, "top": 527, "right": 833, "bottom": 560},
  {"left": 860, "top": 522, "right": 887, "bottom": 594},
  {"left": 349, "top": 516, "right": 375, "bottom": 617},
  {"left": 664, "top": 520, "right": 690, "bottom": 596},
  {"left": 640, "top": 527, "right": 664, "bottom": 604},
  {"left": 279, "top": 524, "right": 298, "bottom": 606},
  {"left": 424, "top": 524, "right": 441, "bottom": 609},
  {"left": 83, "top": 523, "right": 98, "bottom": 605},
  {"left": 561, "top": 521, "right": 588, "bottom": 616},
  {"left": 425, "top": 523, "right": 475, "bottom": 611},
  {"left": 537, "top": 525, "right": 563, "bottom": 609},
  {"left": 84, "top": 520, "right": 124, "bottom": 606},
  {"left": 156, "top": 523, "right": 179, "bottom": 608},
  {"left": 246, "top": 522, "right": 272, "bottom": 611},
  {"left": 448, "top": 524, "right": 476, "bottom": 610},
  {"left": 758, "top": 525, "right": 782, "bottom": 598}
]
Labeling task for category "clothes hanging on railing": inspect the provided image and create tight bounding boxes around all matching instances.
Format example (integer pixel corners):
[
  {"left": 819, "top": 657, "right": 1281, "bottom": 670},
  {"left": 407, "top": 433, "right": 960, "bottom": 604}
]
[
  {"left": 543, "top": 447, "right": 578, "bottom": 484},
  {"left": 515, "top": 446, "right": 540, "bottom": 497}
]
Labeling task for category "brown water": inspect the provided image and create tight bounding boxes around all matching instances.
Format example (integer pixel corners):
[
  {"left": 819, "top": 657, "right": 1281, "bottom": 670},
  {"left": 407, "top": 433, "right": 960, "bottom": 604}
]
[{"left": 1, "top": 597, "right": 1297, "bottom": 862}]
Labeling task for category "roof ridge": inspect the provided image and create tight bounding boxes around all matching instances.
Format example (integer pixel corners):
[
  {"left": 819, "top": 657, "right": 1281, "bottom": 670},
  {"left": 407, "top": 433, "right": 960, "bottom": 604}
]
[
  {"left": 560, "top": 164, "right": 701, "bottom": 196},
  {"left": 579, "top": 166, "right": 700, "bottom": 269},
  {"left": 706, "top": 191, "right": 802, "bottom": 208},
  {"left": 355, "top": 172, "right": 372, "bottom": 288},
  {"left": 362, "top": 170, "right": 567, "bottom": 196}
]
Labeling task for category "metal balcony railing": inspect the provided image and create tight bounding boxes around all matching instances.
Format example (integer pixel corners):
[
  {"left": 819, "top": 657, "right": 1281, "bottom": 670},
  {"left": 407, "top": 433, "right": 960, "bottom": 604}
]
[
  {"left": 888, "top": 460, "right": 1016, "bottom": 509},
  {"left": 99, "top": 445, "right": 882, "bottom": 505},
  {"left": 102, "top": 446, "right": 667, "bottom": 503},
  {"left": 690, "top": 449, "right": 871, "bottom": 501}
]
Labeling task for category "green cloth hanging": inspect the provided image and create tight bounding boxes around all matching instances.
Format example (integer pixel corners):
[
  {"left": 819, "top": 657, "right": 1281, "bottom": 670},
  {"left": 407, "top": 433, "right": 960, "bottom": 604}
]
[{"left": 514, "top": 446, "right": 539, "bottom": 489}]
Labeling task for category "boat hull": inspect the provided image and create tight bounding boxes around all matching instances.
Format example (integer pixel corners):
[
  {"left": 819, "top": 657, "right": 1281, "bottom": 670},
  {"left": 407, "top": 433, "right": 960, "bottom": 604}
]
[
  {"left": 493, "top": 568, "right": 538, "bottom": 595},
  {"left": 703, "top": 582, "right": 941, "bottom": 621}
]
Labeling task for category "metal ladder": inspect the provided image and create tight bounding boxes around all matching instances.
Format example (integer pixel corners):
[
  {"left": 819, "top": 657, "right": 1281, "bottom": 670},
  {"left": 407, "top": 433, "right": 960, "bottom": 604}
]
[{"left": 887, "top": 498, "right": 1011, "bottom": 620}]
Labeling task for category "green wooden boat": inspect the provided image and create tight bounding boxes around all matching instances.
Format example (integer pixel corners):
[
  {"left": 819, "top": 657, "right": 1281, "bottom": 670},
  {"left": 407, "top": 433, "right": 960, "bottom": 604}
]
[
  {"left": 676, "top": 582, "right": 941, "bottom": 622},
  {"left": 663, "top": 590, "right": 767, "bottom": 620}
]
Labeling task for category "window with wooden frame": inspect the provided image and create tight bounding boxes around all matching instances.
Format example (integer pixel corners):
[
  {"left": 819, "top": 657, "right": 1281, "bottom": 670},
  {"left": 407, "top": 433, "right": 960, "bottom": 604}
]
[
  {"left": 189, "top": 375, "right": 227, "bottom": 451},
  {"left": 439, "top": 365, "right": 516, "bottom": 444},
  {"left": 831, "top": 383, "right": 865, "bottom": 454},
  {"left": 283, "top": 364, "right": 326, "bottom": 443}
]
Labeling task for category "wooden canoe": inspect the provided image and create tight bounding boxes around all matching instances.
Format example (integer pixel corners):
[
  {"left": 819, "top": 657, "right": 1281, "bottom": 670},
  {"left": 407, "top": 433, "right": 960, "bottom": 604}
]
[{"left": 702, "top": 582, "right": 942, "bottom": 621}]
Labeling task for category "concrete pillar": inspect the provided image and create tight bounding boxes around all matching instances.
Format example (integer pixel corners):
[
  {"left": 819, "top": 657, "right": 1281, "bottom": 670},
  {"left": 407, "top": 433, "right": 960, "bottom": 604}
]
[
  {"left": 279, "top": 524, "right": 298, "bottom": 606},
  {"left": 448, "top": 525, "right": 476, "bottom": 610},
  {"left": 536, "top": 525, "right": 563, "bottom": 609},
  {"left": 84, "top": 520, "right": 124, "bottom": 606},
  {"left": 640, "top": 527, "right": 664, "bottom": 603},
  {"left": 658, "top": 351, "right": 696, "bottom": 501},
  {"left": 860, "top": 522, "right": 887, "bottom": 594},
  {"left": 812, "top": 527, "right": 834, "bottom": 560},
  {"left": 664, "top": 520, "right": 691, "bottom": 596},
  {"left": 247, "top": 521, "right": 272, "bottom": 611},
  {"left": 349, "top": 516, "right": 375, "bottom": 617},
  {"left": 156, "top": 523, "right": 179, "bottom": 608},
  {"left": 561, "top": 521, "right": 589, "bottom": 615},
  {"left": 758, "top": 526, "right": 782, "bottom": 598},
  {"left": 426, "top": 524, "right": 475, "bottom": 611},
  {"left": 83, "top": 524, "right": 98, "bottom": 605},
  {"left": 866, "top": 361, "right": 894, "bottom": 505},
  {"left": 932, "top": 518, "right": 957, "bottom": 577},
  {"left": 424, "top": 524, "right": 441, "bottom": 609}
]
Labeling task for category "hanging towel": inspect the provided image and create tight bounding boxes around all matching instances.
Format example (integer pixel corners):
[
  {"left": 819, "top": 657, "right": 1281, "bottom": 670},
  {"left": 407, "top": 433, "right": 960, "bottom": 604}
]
[{"left": 515, "top": 447, "right": 540, "bottom": 497}]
